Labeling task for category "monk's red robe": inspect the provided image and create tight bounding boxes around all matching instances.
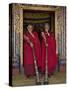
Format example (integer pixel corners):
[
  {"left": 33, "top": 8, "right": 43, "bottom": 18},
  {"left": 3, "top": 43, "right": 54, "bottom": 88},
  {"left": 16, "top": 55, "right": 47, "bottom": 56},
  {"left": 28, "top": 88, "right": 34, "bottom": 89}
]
[
  {"left": 41, "top": 32, "right": 57, "bottom": 75},
  {"left": 23, "top": 32, "right": 42, "bottom": 76}
]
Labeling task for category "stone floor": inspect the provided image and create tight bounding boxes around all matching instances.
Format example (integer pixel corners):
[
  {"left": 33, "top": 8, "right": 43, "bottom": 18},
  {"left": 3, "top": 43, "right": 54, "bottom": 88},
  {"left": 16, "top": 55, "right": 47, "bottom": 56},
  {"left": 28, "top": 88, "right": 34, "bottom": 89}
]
[{"left": 12, "top": 70, "right": 66, "bottom": 87}]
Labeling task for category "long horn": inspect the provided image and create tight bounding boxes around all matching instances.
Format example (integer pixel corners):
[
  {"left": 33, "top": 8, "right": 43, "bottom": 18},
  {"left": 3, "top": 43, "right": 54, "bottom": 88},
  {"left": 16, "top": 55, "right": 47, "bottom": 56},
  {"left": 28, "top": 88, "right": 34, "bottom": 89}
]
[
  {"left": 43, "top": 44, "right": 49, "bottom": 84},
  {"left": 32, "top": 45, "right": 41, "bottom": 85}
]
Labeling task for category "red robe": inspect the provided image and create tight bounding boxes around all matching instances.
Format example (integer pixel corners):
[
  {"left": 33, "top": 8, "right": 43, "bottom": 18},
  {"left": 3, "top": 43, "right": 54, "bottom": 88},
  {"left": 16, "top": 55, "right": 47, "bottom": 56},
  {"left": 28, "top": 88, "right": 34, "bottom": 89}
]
[
  {"left": 41, "top": 32, "right": 57, "bottom": 75},
  {"left": 23, "top": 32, "right": 42, "bottom": 76}
]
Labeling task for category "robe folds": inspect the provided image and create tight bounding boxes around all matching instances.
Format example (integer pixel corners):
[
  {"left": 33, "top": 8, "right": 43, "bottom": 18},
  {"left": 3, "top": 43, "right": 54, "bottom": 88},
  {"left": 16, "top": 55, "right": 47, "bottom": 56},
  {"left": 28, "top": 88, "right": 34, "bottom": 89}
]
[
  {"left": 23, "top": 32, "right": 42, "bottom": 77},
  {"left": 41, "top": 32, "right": 57, "bottom": 75}
]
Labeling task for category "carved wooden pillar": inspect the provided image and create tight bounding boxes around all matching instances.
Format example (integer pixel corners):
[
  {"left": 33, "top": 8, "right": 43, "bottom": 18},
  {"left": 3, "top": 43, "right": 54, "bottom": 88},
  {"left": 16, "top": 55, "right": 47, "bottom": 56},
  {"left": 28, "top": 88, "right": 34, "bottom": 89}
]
[{"left": 19, "top": 6, "right": 23, "bottom": 73}]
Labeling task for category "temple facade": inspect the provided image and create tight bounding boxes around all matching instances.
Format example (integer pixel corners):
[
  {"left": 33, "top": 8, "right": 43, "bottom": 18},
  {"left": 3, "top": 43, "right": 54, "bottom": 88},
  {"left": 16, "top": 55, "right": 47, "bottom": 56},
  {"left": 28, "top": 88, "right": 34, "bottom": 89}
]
[{"left": 9, "top": 4, "right": 66, "bottom": 74}]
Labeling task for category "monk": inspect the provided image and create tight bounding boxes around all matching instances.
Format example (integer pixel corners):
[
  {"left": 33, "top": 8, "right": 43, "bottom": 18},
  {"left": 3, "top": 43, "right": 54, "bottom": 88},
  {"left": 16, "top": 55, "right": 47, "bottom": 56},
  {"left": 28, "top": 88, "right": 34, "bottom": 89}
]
[
  {"left": 41, "top": 23, "right": 57, "bottom": 75},
  {"left": 23, "top": 24, "right": 42, "bottom": 77}
]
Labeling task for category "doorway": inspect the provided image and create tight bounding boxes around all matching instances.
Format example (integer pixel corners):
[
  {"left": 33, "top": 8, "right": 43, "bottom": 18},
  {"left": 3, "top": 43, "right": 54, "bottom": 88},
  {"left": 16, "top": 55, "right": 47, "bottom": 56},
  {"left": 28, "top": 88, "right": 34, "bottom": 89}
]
[{"left": 23, "top": 10, "right": 55, "bottom": 36}]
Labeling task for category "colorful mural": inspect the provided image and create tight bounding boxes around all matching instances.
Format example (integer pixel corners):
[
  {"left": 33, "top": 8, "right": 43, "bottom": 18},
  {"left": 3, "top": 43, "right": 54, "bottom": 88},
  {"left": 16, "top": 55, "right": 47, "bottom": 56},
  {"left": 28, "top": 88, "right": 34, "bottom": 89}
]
[
  {"left": 12, "top": 4, "right": 21, "bottom": 69},
  {"left": 56, "top": 7, "right": 66, "bottom": 59}
]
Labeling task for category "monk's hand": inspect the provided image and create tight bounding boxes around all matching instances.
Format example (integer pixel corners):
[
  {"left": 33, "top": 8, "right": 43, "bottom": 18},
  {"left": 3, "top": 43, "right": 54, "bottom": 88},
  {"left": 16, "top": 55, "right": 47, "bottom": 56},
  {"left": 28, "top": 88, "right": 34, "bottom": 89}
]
[
  {"left": 24, "top": 35, "right": 30, "bottom": 42},
  {"left": 41, "top": 32, "right": 46, "bottom": 41},
  {"left": 47, "top": 32, "right": 50, "bottom": 36},
  {"left": 30, "top": 42, "right": 34, "bottom": 48},
  {"left": 41, "top": 32, "right": 45, "bottom": 38},
  {"left": 46, "top": 43, "right": 48, "bottom": 47}
]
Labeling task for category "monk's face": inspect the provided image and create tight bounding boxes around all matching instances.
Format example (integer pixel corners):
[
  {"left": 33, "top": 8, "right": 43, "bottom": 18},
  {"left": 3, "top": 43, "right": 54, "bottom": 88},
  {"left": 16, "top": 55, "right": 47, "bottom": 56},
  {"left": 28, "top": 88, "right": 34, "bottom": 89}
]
[
  {"left": 27, "top": 25, "right": 33, "bottom": 32},
  {"left": 44, "top": 23, "right": 50, "bottom": 32}
]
